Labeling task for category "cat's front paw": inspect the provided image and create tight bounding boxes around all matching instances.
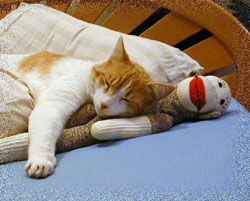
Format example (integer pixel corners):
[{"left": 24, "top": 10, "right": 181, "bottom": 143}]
[{"left": 25, "top": 156, "right": 56, "bottom": 179}]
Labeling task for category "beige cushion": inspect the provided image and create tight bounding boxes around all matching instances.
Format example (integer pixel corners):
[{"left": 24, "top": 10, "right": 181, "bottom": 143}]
[
  {"left": 0, "top": 2, "right": 203, "bottom": 84},
  {"left": 0, "top": 55, "right": 34, "bottom": 138}
]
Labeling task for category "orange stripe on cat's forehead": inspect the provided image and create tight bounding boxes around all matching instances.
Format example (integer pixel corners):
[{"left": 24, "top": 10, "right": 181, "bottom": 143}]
[{"left": 18, "top": 51, "right": 65, "bottom": 74}]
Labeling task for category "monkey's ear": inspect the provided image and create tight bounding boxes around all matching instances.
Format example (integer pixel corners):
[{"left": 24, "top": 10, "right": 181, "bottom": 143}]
[{"left": 188, "top": 70, "right": 201, "bottom": 77}]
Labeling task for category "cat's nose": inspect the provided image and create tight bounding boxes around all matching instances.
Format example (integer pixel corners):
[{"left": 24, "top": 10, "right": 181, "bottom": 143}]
[{"left": 101, "top": 102, "right": 108, "bottom": 110}]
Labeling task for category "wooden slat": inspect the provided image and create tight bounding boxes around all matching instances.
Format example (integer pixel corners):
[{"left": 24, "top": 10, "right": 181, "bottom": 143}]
[
  {"left": 0, "top": 0, "right": 37, "bottom": 3},
  {"left": 68, "top": 0, "right": 112, "bottom": 23},
  {"left": 208, "top": 64, "right": 237, "bottom": 77},
  {"left": 94, "top": 0, "right": 121, "bottom": 25},
  {"left": 0, "top": 1, "right": 38, "bottom": 19},
  {"left": 222, "top": 73, "right": 237, "bottom": 83},
  {"left": 140, "top": 12, "right": 203, "bottom": 46},
  {"left": 46, "top": 0, "right": 72, "bottom": 12},
  {"left": 0, "top": 3, "right": 10, "bottom": 20},
  {"left": 1, "top": 0, "right": 40, "bottom": 4},
  {"left": 0, "top": 11, "right": 9, "bottom": 20},
  {"left": 184, "top": 36, "right": 234, "bottom": 74},
  {"left": 101, "top": 0, "right": 158, "bottom": 34},
  {"left": 0, "top": 0, "right": 70, "bottom": 19}
]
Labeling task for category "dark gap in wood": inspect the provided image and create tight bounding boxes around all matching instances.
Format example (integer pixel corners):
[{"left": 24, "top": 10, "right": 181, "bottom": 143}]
[
  {"left": 205, "top": 64, "right": 237, "bottom": 77},
  {"left": 129, "top": 7, "right": 170, "bottom": 36},
  {"left": 174, "top": 29, "right": 213, "bottom": 51}
]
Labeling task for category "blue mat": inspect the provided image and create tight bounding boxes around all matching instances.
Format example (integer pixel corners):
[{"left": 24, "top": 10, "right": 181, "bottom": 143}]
[{"left": 0, "top": 99, "right": 249, "bottom": 201}]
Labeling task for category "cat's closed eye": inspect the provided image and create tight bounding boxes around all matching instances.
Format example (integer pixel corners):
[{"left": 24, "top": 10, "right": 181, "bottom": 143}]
[
  {"left": 120, "top": 98, "right": 130, "bottom": 103},
  {"left": 105, "top": 79, "right": 110, "bottom": 89}
]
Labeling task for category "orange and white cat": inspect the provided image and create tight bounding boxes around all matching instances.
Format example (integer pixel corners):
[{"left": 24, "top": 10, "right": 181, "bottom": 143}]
[{"left": 13, "top": 37, "right": 174, "bottom": 178}]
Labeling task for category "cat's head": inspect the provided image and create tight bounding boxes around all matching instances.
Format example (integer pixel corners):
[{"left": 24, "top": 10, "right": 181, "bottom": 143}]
[{"left": 92, "top": 37, "right": 174, "bottom": 117}]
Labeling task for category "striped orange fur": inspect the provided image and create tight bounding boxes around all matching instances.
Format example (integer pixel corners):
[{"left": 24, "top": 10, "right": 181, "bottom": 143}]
[{"left": 18, "top": 51, "right": 65, "bottom": 74}]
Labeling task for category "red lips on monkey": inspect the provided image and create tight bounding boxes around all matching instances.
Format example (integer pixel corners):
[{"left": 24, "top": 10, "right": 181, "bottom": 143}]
[{"left": 189, "top": 76, "right": 206, "bottom": 111}]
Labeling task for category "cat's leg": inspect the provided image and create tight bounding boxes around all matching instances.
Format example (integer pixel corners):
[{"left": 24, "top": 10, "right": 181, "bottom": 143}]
[
  {"left": 0, "top": 117, "right": 99, "bottom": 165},
  {"left": 25, "top": 80, "right": 89, "bottom": 178}
]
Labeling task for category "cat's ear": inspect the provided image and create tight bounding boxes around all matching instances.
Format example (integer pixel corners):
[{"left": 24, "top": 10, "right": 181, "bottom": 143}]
[
  {"left": 109, "top": 37, "right": 130, "bottom": 62},
  {"left": 148, "top": 82, "right": 175, "bottom": 100}
]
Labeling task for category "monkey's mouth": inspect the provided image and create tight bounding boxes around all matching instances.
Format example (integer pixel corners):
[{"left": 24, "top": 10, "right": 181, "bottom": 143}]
[{"left": 189, "top": 76, "right": 206, "bottom": 111}]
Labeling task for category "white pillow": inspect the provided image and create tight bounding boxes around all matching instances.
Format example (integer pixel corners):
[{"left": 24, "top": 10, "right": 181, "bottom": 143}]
[{"left": 0, "top": 2, "right": 203, "bottom": 84}]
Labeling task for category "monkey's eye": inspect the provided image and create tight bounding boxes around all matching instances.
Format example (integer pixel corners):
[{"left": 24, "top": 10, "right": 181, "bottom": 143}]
[
  {"left": 218, "top": 82, "right": 223, "bottom": 88},
  {"left": 220, "top": 99, "right": 225, "bottom": 105}
]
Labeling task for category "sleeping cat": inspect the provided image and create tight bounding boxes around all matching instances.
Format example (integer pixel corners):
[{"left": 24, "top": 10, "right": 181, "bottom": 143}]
[{"left": 13, "top": 37, "right": 174, "bottom": 178}]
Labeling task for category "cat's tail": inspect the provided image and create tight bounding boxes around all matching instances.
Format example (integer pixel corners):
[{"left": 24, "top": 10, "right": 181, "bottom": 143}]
[{"left": 0, "top": 133, "right": 29, "bottom": 164}]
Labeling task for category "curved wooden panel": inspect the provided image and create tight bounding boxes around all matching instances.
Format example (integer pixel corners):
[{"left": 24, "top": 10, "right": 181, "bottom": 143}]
[
  {"left": 101, "top": 0, "right": 157, "bottom": 33},
  {"left": 184, "top": 36, "right": 234, "bottom": 74},
  {"left": 68, "top": 0, "right": 112, "bottom": 23},
  {"left": 140, "top": 12, "right": 203, "bottom": 46},
  {"left": 222, "top": 73, "right": 237, "bottom": 98},
  {"left": 154, "top": 0, "right": 250, "bottom": 111}
]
